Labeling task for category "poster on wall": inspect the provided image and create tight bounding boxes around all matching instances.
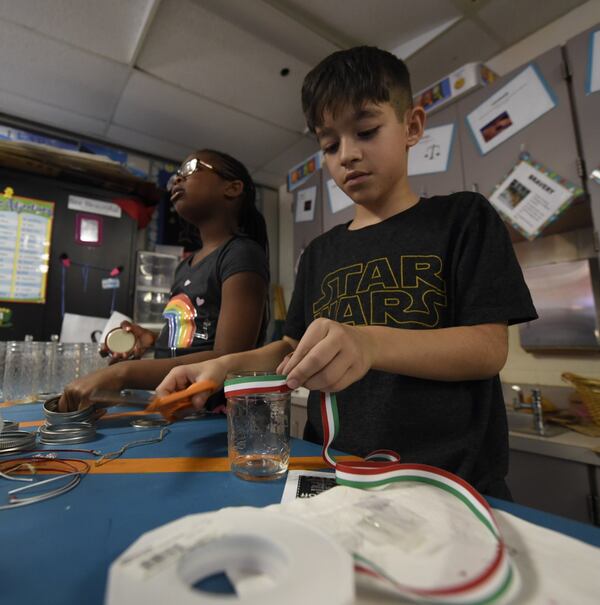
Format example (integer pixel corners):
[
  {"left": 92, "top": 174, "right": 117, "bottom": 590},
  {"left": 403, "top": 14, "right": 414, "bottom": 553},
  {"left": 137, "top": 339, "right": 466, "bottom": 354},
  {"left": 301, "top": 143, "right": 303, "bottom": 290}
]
[
  {"left": 488, "top": 155, "right": 583, "bottom": 241},
  {"left": 0, "top": 192, "right": 54, "bottom": 303},
  {"left": 408, "top": 123, "right": 455, "bottom": 176},
  {"left": 294, "top": 186, "right": 317, "bottom": 223},
  {"left": 586, "top": 29, "right": 600, "bottom": 94},
  {"left": 466, "top": 65, "right": 556, "bottom": 155},
  {"left": 287, "top": 152, "right": 322, "bottom": 192},
  {"left": 326, "top": 178, "right": 354, "bottom": 214}
]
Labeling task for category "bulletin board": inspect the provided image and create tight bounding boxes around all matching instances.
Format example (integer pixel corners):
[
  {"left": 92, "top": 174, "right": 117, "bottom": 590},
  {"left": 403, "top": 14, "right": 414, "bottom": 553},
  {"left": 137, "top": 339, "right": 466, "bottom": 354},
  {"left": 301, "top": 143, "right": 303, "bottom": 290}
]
[{"left": 0, "top": 191, "right": 54, "bottom": 303}]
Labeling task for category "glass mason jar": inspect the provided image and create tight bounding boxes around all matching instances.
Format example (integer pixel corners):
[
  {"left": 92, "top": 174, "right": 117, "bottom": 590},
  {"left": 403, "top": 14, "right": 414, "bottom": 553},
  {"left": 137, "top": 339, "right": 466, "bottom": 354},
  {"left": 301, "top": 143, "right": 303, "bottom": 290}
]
[{"left": 225, "top": 372, "right": 291, "bottom": 481}]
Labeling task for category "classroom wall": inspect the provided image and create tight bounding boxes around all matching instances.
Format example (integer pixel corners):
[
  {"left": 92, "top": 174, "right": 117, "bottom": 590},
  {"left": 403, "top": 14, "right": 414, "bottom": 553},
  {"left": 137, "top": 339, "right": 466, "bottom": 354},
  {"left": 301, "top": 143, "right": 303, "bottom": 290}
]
[
  {"left": 278, "top": 183, "right": 295, "bottom": 309},
  {"left": 488, "top": 1, "right": 600, "bottom": 386},
  {"left": 486, "top": 0, "right": 600, "bottom": 76},
  {"left": 277, "top": 6, "right": 600, "bottom": 386}
]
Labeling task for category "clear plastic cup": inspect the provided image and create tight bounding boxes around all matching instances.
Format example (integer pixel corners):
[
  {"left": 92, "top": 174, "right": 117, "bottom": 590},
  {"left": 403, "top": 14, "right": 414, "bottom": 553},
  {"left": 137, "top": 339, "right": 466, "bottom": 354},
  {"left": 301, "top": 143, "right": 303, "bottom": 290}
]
[
  {"left": 80, "top": 343, "right": 107, "bottom": 376},
  {"left": 3, "top": 341, "right": 30, "bottom": 403},
  {"left": 53, "top": 343, "right": 82, "bottom": 393},
  {"left": 26, "top": 340, "right": 44, "bottom": 401},
  {"left": 225, "top": 372, "right": 291, "bottom": 481},
  {"left": 0, "top": 341, "right": 6, "bottom": 401},
  {"left": 37, "top": 340, "right": 58, "bottom": 399}
]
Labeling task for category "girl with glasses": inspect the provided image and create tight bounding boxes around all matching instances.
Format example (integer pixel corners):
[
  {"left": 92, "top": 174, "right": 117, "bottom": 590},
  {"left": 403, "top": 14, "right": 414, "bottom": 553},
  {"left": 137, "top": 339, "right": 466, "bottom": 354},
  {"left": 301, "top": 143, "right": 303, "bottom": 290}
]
[{"left": 58, "top": 149, "right": 270, "bottom": 412}]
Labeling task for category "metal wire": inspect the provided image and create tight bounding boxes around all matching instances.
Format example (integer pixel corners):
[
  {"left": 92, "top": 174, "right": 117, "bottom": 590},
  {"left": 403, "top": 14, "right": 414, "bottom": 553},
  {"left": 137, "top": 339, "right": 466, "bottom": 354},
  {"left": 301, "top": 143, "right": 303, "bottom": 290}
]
[
  {"left": 96, "top": 427, "right": 170, "bottom": 466},
  {"left": 0, "top": 457, "right": 89, "bottom": 511}
]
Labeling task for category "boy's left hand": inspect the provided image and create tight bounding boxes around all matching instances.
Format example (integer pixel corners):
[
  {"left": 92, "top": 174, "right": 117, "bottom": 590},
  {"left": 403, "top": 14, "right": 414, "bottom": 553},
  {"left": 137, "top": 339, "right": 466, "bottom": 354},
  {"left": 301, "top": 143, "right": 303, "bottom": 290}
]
[{"left": 277, "top": 318, "right": 376, "bottom": 392}]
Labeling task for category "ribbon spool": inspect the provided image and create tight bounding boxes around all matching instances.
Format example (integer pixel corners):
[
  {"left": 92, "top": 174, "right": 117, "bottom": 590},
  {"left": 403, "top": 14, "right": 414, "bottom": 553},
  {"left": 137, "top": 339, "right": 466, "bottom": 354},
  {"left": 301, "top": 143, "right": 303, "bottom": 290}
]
[
  {"left": 106, "top": 509, "right": 354, "bottom": 605},
  {"left": 223, "top": 375, "right": 516, "bottom": 604}
]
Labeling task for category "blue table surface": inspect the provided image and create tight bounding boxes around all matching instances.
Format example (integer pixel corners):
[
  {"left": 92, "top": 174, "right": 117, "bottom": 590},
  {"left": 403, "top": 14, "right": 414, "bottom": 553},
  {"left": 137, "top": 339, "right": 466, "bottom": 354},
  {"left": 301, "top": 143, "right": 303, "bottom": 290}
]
[{"left": 1, "top": 403, "right": 600, "bottom": 605}]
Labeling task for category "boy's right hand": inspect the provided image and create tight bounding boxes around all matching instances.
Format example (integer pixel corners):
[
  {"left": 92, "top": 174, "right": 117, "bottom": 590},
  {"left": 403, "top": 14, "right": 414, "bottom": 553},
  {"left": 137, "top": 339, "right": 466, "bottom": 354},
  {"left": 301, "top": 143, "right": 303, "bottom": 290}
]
[
  {"left": 156, "top": 359, "right": 229, "bottom": 410},
  {"left": 100, "top": 320, "right": 157, "bottom": 364}
]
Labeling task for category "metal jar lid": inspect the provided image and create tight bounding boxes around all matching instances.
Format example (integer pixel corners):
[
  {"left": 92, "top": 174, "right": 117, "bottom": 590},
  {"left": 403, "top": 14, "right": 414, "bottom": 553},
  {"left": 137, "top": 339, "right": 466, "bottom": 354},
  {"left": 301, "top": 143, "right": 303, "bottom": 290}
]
[{"left": 105, "top": 327, "right": 136, "bottom": 356}]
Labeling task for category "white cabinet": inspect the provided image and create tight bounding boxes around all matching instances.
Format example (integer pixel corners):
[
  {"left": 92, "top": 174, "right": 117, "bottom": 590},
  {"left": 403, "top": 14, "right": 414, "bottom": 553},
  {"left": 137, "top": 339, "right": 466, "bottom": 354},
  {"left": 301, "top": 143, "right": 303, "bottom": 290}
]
[{"left": 133, "top": 251, "right": 178, "bottom": 330}]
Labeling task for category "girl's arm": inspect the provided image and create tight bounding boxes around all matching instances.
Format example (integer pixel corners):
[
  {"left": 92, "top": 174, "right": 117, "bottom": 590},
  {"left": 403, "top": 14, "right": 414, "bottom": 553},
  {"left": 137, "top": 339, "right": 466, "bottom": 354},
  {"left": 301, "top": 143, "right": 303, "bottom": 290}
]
[{"left": 58, "top": 272, "right": 270, "bottom": 411}]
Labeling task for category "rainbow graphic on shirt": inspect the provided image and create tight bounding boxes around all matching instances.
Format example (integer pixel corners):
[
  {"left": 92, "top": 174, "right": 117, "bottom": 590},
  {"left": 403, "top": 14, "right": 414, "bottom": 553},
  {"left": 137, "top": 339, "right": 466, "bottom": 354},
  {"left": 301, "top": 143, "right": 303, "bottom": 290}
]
[{"left": 162, "top": 293, "right": 197, "bottom": 352}]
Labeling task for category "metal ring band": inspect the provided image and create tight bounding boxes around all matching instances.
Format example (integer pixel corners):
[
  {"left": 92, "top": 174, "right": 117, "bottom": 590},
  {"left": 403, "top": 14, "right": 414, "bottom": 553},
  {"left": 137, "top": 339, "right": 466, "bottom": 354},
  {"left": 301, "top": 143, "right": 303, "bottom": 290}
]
[
  {"left": 38, "top": 422, "right": 96, "bottom": 444},
  {"left": 43, "top": 396, "right": 95, "bottom": 425},
  {"left": 1, "top": 421, "right": 19, "bottom": 432},
  {"left": 0, "top": 431, "right": 37, "bottom": 456}
]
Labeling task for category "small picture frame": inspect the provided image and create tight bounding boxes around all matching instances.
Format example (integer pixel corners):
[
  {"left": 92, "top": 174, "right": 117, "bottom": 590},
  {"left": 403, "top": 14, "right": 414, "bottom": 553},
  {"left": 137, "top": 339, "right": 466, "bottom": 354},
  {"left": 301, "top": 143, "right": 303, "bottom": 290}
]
[{"left": 75, "top": 212, "right": 103, "bottom": 246}]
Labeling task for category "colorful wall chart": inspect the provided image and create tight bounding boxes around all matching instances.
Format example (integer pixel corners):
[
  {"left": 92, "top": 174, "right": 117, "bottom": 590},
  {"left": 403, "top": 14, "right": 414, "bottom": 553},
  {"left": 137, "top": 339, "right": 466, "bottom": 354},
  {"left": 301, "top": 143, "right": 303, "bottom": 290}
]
[
  {"left": 0, "top": 192, "right": 54, "bottom": 303},
  {"left": 466, "top": 64, "right": 556, "bottom": 155},
  {"left": 586, "top": 29, "right": 600, "bottom": 94}
]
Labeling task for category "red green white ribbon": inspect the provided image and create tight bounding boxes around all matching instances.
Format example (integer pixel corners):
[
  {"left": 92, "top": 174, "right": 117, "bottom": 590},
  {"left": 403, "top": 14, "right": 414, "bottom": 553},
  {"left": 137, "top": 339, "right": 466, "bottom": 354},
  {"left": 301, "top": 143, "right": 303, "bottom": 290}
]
[{"left": 224, "top": 376, "right": 515, "bottom": 604}]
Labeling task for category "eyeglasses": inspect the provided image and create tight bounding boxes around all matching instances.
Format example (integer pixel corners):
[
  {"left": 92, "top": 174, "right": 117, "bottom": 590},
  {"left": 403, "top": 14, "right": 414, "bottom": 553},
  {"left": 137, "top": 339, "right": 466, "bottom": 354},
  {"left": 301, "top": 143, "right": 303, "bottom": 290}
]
[{"left": 176, "top": 158, "right": 227, "bottom": 180}]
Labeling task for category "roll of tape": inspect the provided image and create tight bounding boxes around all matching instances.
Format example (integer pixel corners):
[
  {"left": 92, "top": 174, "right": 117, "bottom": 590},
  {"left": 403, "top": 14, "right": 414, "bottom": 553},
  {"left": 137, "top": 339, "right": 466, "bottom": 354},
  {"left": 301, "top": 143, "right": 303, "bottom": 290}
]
[{"left": 106, "top": 509, "right": 354, "bottom": 605}]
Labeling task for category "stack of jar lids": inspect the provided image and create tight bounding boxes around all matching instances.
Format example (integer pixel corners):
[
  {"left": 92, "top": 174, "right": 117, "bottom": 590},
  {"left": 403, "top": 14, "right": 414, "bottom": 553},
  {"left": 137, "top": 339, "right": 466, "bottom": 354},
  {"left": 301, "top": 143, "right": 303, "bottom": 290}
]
[
  {"left": 41, "top": 396, "right": 96, "bottom": 444},
  {"left": 38, "top": 422, "right": 96, "bottom": 445},
  {"left": 0, "top": 431, "right": 36, "bottom": 456}
]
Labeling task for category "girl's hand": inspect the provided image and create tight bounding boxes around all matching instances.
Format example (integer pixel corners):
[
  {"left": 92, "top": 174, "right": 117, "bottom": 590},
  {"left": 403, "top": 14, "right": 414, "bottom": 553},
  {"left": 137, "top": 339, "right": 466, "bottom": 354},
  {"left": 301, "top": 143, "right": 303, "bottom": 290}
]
[
  {"left": 277, "top": 318, "right": 376, "bottom": 392},
  {"left": 100, "top": 321, "right": 157, "bottom": 364},
  {"left": 58, "top": 364, "right": 127, "bottom": 412},
  {"left": 156, "top": 359, "right": 229, "bottom": 410}
]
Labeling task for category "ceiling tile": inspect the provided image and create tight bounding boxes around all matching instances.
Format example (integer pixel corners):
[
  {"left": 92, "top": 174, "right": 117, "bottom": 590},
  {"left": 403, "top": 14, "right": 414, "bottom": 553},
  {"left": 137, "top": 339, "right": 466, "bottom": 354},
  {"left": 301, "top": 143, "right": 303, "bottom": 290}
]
[
  {"left": 136, "top": 0, "right": 309, "bottom": 132},
  {"left": 406, "top": 19, "right": 501, "bottom": 92},
  {"left": 259, "top": 135, "right": 320, "bottom": 175},
  {"left": 0, "top": 89, "right": 107, "bottom": 136},
  {"left": 281, "top": 0, "right": 462, "bottom": 50},
  {"left": 112, "top": 71, "right": 299, "bottom": 170},
  {"left": 197, "top": 0, "right": 339, "bottom": 66},
  {"left": 0, "top": 0, "right": 157, "bottom": 63},
  {"left": 105, "top": 124, "right": 193, "bottom": 162},
  {"left": 477, "top": 0, "right": 588, "bottom": 47},
  {"left": 0, "top": 20, "right": 130, "bottom": 120}
]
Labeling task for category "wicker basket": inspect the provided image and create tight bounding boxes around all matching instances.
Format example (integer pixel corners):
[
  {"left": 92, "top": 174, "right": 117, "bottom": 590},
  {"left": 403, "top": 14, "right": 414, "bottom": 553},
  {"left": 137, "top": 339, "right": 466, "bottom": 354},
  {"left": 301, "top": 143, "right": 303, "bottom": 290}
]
[{"left": 562, "top": 372, "right": 600, "bottom": 426}]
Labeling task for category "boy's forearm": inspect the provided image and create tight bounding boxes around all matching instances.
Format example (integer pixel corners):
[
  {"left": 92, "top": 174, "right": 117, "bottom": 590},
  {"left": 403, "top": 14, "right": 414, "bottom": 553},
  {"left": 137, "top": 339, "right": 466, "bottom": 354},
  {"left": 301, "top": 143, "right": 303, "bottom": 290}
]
[{"left": 360, "top": 323, "right": 508, "bottom": 381}]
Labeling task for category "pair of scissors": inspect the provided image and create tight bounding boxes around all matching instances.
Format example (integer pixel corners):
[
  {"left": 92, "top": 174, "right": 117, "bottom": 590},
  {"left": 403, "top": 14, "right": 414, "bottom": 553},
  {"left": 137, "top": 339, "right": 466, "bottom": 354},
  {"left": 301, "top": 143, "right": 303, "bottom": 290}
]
[{"left": 91, "top": 380, "right": 218, "bottom": 422}]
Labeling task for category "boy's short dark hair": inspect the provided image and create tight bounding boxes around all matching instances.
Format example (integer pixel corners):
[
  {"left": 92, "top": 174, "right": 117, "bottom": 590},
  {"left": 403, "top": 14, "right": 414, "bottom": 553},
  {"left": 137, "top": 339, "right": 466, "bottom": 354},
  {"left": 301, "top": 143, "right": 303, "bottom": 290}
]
[{"left": 302, "top": 46, "right": 413, "bottom": 133}]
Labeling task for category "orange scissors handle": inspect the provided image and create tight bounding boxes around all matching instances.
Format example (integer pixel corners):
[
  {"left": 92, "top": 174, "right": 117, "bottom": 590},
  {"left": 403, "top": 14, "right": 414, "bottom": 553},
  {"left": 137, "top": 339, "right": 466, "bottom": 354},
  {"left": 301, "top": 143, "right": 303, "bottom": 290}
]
[{"left": 146, "top": 380, "right": 218, "bottom": 421}]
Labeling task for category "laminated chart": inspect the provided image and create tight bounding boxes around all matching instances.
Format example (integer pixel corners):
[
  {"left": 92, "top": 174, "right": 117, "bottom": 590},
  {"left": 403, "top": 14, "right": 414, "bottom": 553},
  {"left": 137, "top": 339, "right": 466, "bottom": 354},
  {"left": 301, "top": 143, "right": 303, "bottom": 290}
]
[{"left": 0, "top": 193, "right": 54, "bottom": 303}]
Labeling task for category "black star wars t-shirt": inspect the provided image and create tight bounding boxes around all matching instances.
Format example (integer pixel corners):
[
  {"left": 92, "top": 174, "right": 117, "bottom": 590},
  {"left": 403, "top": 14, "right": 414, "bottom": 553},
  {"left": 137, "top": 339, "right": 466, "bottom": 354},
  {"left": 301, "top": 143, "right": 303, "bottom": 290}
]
[
  {"left": 154, "top": 236, "right": 269, "bottom": 358},
  {"left": 284, "top": 192, "right": 537, "bottom": 496}
]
